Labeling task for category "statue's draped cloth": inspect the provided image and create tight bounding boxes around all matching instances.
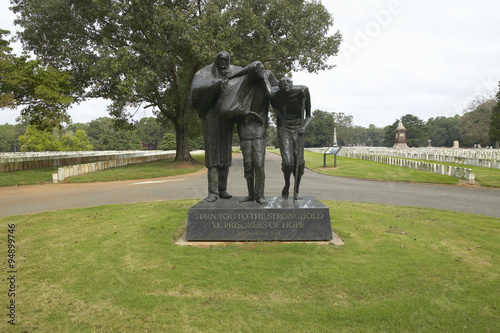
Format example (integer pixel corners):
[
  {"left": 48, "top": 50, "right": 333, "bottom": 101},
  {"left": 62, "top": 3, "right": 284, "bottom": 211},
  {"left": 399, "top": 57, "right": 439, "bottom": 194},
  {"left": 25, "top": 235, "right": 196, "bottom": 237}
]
[
  {"left": 190, "top": 64, "right": 242, "bottom": 168},
  {"left": 218, "top": 76, "right": 256, "bottom": 119},
  {"left": 219, "top": 70, "right": 274, "bottom": 140}
]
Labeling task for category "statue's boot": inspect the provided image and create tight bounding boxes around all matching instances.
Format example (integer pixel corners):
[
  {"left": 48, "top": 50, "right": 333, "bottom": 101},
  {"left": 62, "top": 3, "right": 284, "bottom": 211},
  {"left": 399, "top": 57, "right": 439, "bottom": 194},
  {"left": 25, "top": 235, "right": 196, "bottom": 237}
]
[
  {"left": 256, "top": 196, "right": 268, "bottom": 205},
  {"left": 207, "top": 167, "right": 218, "bottom": 202},
  {"left": 239, "top": 177, "right": 255, "bottom": 203},
  {"left": 219, "top": 191, "right": 232, "bottom": 199},
  {"left": 207, "top": 194, "right": 218, "bottom": 202},
  {"left": 254, "top": 167, "right": 267, "bottom": 204},
  {"left": 281, "top": 165, "right": 293, "bottom": 199},
  {"left": 218, "top": 166, "right": 232, "bottom": 199},
  {"left": 293, "top": 164, "right": 305, "bottom": 201}
]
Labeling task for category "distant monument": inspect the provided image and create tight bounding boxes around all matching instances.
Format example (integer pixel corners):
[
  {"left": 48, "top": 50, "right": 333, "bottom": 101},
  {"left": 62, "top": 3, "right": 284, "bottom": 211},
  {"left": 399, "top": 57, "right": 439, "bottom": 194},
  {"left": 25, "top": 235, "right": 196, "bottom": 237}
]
[
  {"left": 333, "top": 127, "right": 338, "bottom": 146},
  {"left": 393, "top": 119, "right": 409, "bottom": 149}
]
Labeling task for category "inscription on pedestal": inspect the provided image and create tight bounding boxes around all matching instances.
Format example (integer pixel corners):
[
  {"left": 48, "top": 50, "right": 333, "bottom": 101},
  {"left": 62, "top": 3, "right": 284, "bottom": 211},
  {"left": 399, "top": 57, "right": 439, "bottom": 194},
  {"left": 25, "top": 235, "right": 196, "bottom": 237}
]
[{"left": 186, "top": 196, "right": 332, "bottom": 241}]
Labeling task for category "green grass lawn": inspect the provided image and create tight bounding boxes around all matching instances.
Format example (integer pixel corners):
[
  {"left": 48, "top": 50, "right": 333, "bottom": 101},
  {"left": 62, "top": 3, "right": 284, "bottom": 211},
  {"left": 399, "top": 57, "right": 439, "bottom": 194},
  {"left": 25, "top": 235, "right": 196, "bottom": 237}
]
[
  {"left": 0, "top": 166, "right": 60, "bottom": 187},
  {"left": 304, "top": 151, "right": 460, "bottom": 185},
  {"left": 400, "top": 157, "right": 500, "bottom": 188},
  {"left": 0, "top": 154, "right": 205, "bottom": 186},
  {"left": 65, "top": 154, "right": 205, "bottom": 183},
  {"left": 1, "top": 200, "right": 498, "bottom": 332}
]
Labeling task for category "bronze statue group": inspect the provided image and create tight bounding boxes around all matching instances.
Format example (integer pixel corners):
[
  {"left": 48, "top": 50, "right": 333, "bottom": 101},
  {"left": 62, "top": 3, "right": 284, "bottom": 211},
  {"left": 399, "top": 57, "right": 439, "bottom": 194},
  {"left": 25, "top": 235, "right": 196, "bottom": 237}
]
[{"left": 190, "top": 52, "right": 311, "bottom": 204}]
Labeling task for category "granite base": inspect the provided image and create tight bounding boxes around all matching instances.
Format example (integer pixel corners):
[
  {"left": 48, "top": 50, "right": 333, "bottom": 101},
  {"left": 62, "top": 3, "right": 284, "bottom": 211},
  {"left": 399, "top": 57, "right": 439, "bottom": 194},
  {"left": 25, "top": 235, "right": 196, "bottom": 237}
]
[{"left": 186, "top": 196, "right": 333, "bottom": 241}]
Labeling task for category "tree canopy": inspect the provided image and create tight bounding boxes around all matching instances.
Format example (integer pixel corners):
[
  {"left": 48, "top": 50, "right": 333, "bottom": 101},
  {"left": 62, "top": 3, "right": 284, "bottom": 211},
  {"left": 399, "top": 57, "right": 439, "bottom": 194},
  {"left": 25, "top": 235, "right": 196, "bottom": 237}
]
[
  {"left": 304, "top": 109, "right": 335, "bottom": 147},
  {"left": 488, "top": 82, "right": 500, "bottom": 147},
  {"left": 18, "top": 125, "right": 62, "bottom": 151},
  {"left": 426, "top": 115, "right": 460, "bottom": 147},
  {"left": 0, "top": 29, "right": 75, "bottom": 130},
  {"left": 11, "top": 0, "right": 342, "bottom": 160},
  {"left": 302, "top": 110, "right": 356, "bottom": 147},
  {"left": 85, "top": 117, "right": 142, "bottom": 150},
  {"left": 61, "top": 129, "right": 94, "bottom": 151},
  {"left": 383, "top": 114, "right": 428, "bottom": 148},
  {"left": 460, "top": 98, "right": 496, "bottom": 147},
  {"left": 0, "top": 123, "right": 25, "bottom": 152}
]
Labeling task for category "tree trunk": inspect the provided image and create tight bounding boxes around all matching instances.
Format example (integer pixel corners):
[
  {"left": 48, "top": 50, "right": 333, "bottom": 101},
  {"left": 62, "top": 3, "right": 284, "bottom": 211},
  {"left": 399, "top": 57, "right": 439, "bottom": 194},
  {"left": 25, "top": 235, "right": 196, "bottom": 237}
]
[{"left": 174, "top": 119, "right": 194, "bottom": 162}]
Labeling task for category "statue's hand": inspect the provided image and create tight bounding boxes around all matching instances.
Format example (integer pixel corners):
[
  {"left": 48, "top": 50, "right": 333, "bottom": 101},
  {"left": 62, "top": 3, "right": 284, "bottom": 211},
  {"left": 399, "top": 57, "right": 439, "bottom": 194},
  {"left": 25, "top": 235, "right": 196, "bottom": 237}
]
[
  {"left": 215, "top": 79, "right": 227, "bottom": 92},
  {"left": 256, "top": 69, "right": 265, "bottom": 79},
  {"left": 298, "top": 127, "right": 306, "bottom": 135}
]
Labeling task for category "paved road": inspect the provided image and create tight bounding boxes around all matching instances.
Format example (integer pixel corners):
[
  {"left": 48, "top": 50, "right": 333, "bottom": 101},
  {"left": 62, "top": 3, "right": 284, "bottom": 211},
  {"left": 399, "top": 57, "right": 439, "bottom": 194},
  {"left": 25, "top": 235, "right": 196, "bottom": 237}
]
[{"left": 1, "top": 152, "right": 499, "bottom": 217}]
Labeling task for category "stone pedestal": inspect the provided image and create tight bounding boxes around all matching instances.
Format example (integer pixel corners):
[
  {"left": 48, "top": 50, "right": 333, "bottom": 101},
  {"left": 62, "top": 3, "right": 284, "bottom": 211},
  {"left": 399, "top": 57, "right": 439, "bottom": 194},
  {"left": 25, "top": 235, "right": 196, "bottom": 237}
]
[
  {"left": 393, "top": 119, "right": 409, "bottom": 149},
  {"left": 186, "top": 196, "right": 333, "bottom": 241}
]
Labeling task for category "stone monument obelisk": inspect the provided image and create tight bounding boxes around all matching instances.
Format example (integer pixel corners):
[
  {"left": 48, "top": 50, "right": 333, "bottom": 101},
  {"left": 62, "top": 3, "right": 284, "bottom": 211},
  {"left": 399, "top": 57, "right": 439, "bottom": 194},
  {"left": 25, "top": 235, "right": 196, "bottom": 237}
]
[{"left": 393, "top": 119, "right": 409, "bottom": 149}]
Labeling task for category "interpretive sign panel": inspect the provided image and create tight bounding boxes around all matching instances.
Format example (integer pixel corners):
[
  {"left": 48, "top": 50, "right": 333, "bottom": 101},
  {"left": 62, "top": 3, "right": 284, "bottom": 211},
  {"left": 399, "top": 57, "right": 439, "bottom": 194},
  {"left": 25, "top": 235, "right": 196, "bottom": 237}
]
[
  {"left": 325, "top": 147, "right": 341, "bottom": 155},
  {"left": 186, "top": 196, "right": 332, "bottom": 241}
]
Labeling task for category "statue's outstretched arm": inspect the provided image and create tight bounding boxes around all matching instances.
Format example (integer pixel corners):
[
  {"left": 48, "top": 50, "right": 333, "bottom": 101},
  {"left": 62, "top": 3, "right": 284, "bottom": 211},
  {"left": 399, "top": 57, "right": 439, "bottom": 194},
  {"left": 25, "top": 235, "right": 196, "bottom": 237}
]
[{"left": 227, "top": 66, "right": 249, "bottom": 80}]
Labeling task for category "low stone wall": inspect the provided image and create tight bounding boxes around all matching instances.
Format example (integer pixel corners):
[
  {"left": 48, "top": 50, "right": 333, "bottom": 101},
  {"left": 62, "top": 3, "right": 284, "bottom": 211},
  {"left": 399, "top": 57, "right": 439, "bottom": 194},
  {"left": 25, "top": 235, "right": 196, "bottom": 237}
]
[
  {"left": 52, "top": 152, "right": 177, "bottom": 183},
  {"left": 307, "top": 147, "right": 476, "bottom": 184},
  {"left": 0, "top": 151, "right": 176, "bottom": 173}
]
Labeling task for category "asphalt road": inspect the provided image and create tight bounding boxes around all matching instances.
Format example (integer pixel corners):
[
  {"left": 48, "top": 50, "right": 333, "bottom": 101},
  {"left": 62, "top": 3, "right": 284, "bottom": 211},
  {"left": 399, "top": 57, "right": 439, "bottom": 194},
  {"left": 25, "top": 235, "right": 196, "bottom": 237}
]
[{"left": 1, "top": 152, "right": 499, "bottom": 217}]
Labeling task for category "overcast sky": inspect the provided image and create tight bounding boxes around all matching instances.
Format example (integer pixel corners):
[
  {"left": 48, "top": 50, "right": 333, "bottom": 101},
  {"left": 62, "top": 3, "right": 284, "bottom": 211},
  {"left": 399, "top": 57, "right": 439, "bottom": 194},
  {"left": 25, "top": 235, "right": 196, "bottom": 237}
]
[{"left": 1, "top": 0, "right": 499, "bottom": 128}]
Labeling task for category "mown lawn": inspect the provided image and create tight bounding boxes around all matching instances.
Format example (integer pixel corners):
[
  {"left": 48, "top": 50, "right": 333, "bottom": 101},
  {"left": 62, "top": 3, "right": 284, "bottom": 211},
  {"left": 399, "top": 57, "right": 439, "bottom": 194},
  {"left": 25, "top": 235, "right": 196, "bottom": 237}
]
[
  {"left": 65, "top": 154, "right": 205, "bottom": 183},
  {"left": 303, "top": 151, "right": 460, "bottom": 185},
  {"left": 1, "top": 200, "right": 498, "bottom": 332},
  {"left": 0, "top": 154, "right": 205, "bottom": 186},
  {"left": 0, "top": 166, "right": 60, "bottom": 187},
  {"left": 400, "top": 157, "right": 500, "bottom": 188}
]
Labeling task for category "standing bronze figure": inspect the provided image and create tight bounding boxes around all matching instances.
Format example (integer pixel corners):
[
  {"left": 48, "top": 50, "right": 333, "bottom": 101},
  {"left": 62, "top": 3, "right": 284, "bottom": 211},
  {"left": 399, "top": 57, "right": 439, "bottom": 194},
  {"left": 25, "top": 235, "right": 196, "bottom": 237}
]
[
  {"left": 221, "top": 61, "right": 278, "bottom": 204},
  {"left": 269, "top": 77, "right": 311, "bottom": 201},
  {"left": 189, "top": 52, "right": 241, "bottom": 202}
]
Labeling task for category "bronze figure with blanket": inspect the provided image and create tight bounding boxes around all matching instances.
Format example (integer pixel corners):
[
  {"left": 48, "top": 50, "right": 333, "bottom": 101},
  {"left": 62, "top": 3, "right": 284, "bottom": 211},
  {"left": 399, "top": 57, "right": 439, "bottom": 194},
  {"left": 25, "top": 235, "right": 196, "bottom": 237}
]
[
  {"left": 220, "top": 61, "right": 278, "bottom": 204},
  {"left": 189, "top": 52, "right": 241, "bottom": 202}
]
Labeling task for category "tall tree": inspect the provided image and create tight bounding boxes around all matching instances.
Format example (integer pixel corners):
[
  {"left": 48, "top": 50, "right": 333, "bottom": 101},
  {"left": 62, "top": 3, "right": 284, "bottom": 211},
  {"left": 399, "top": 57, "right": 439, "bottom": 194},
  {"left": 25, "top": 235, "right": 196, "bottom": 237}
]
[
  {"left": 460, "top": 98, "right": 496, "bottom": 147},
  {"left": 331, "top": 112, "right": 354, "bottom": 145},
  {"left": 426, "top": 115, "right": 461, "bottom": 147},
  {"left": 0, "top": 29, "right": 75, "bottom": 130},
  {"left": 11, "top": 0, "right": 342, "bottom": 161},
  {"left": 366, "top": 124, "right": 384, "bottom": 146},
  {"left": 86, "top": 117, "right": 142, "bottom": 150},
  {"left": 344, "top": 126, "right": 367, "bottom": 146},
  {"left": 382, "top": 123, "right": 397, "bottom": 147},
  {"left": 304, "top": 109, "right": 335, "bottom": 147},
  {"left": 61, "top": 129, "right": 94, "bottom": 151},
  {"left": 488, "top": 82, "right": 500, "bottom": 148},
  {"left": 383, "top": 114, "right": 427, "bottom": 148},
  {"left": 18, "top": 125, "right": 61, "bottom": 151},
  {"left": 0, "top": 123, "right": 18, "bottom": 152},
  {"left": 135, "top": 116, "right": 172, "bottom": 149}
]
